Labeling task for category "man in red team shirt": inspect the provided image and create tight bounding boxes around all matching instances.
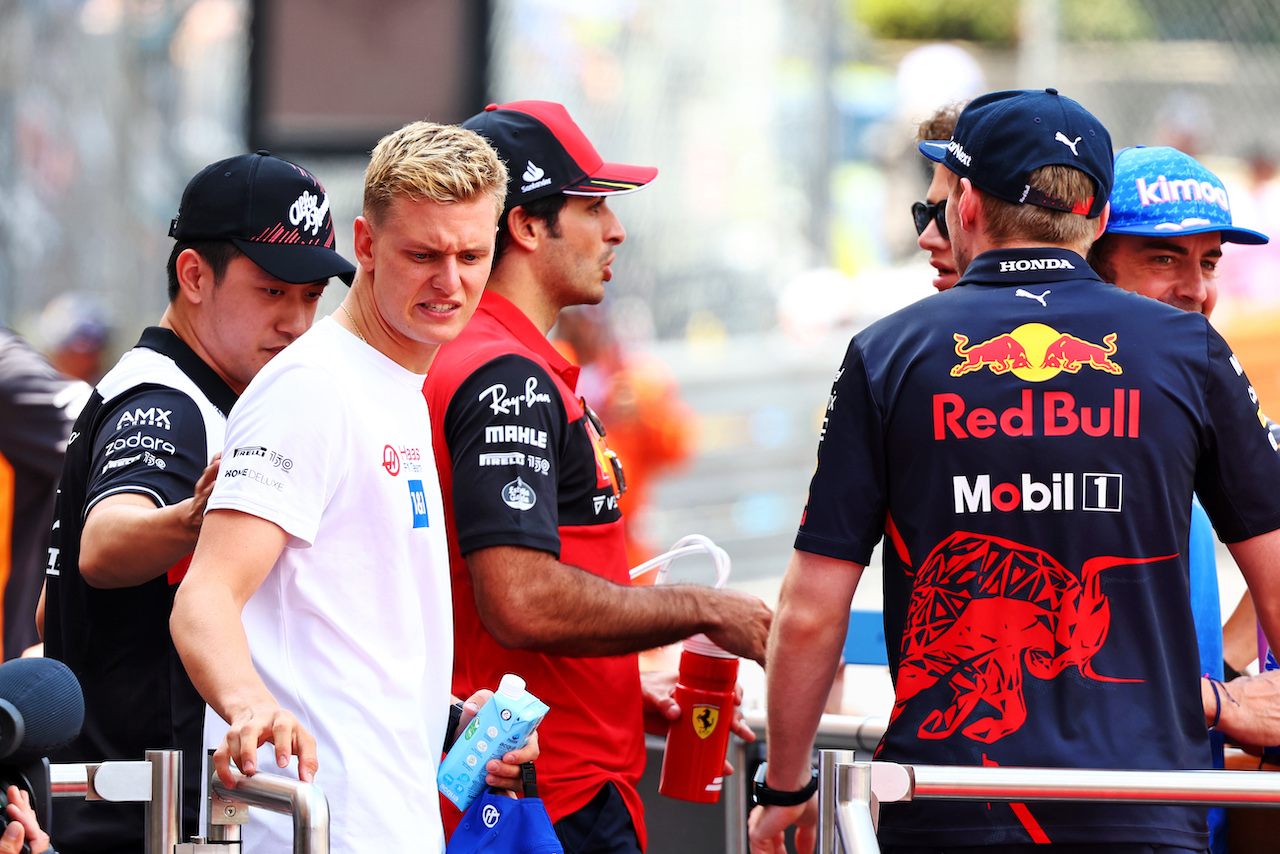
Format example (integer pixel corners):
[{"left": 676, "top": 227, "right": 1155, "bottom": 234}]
[{"left": 425, "top": 101, "right": 772, "bottom": 854}]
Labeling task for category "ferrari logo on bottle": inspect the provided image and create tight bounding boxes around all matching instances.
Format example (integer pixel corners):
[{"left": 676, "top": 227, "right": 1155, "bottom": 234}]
[{"left": 692, "top": 705, "right": 719, "bottom": 739}]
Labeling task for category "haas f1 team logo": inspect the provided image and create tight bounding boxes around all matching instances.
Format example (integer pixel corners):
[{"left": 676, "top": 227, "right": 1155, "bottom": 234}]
[
  {"left": 889, "top": 531, "right": 1173, "bottom": 744},
  {"left": 952, "top": 323, "right": 1120, "bottom": 380}
]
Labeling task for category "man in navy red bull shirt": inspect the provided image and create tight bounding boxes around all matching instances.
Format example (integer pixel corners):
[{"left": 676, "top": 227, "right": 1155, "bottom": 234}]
[{"left": 749, "top": 89, "right": 1280, "bottom": 854}]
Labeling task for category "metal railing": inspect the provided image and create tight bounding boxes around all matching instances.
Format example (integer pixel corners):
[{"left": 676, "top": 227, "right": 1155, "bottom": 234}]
[
  {"left": 50, "top": 750, "right": 329, "bottom": 854},
  {"left": 817, "top": 747, "right": 1280, "bottom": 854},
  {"left": 719, "top": 711, "right": 885, "bottom": 854},
  {"left": 206, "top": 764, "right": 330, "bottom": 854}
]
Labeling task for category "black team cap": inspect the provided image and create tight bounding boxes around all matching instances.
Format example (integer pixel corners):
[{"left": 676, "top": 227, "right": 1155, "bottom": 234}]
[{"left": 169, "top": 151, "right": 356, "bottom": 285}]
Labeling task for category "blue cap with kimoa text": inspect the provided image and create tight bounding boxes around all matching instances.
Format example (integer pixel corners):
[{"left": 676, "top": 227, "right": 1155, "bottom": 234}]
[{"left": 1106, "top": 145, "right": 1268, "bottom": 245}]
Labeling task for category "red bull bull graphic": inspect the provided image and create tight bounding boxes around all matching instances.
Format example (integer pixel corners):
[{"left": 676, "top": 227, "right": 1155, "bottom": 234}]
[
  {"left": 952, "top": 334, "right": 1033, "bottom": 377},
  {"left": 1042, "top": 332, "right": 1121, "bottom": 375},
  {"left": 887, "top": 531, "right": 1174, "bottom": 745},
  {"left": 951, "top": 323, "right": 1121, "bottom": 381}
]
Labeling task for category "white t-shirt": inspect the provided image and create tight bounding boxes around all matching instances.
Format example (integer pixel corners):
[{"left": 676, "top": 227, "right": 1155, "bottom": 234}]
[{"left": 204, "top": 317, "right": 452, "bottom": 853}]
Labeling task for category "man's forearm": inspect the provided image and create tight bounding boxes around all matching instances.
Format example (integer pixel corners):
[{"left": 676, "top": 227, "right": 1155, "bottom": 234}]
[
  {"left": 171, "top": 578, "right": 276, "bottom": 723},
  {"left": 763, "top": 550, "right": 862, "bottom": 789},
  {"left": 81, "top": 499, "right": 199, "bottom": 588},
  {"left": 467, "top": 546, "right": 769, "bottom": 659}
]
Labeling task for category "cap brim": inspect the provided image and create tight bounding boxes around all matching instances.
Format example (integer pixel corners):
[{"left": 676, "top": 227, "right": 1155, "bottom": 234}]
[
  {"left": 918, "top": 140, "right": 949, "bottom": 164},
  {"left": 563, "top": 162, "right": 658, "bottom": 196},
  {"left": 1105, "top": 222, "right": 1270, "bottom": 246},
  {"left": 233, "top": 239, "right": 358, "bottom": 286}
]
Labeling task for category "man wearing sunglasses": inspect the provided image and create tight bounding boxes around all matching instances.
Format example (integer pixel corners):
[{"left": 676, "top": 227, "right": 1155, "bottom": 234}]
[
  {"left": 912, "top": 102, "right": 965, "bottom": 292},
  {"left": 424, "top": 101, "right": 772, "bottom": 854}
]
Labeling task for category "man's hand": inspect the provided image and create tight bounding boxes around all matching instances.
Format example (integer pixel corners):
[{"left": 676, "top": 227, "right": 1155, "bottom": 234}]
[
  {"left": 454, "top": 688, "right": 542, "bottom": 794},
  {"left": 705, "top": 590, "right": 773, "bottom": 666},
  {"left": 748, "top": 800, "right": 816, "bottom": 854},
  {"left": 179, "top": 453, "right": 221, "bottom": 533},
  {"left": 640, "top": 670, "right": 755, "bottom": 774},
  {"left": 1208, "top": 671, "right": 1280, "bottom": 751},
  {"left": 214, "top": 702, "right": 317, "bottom": 790},
  {"left": 0, "top": 785, "right": 49, "bottom": 854}
]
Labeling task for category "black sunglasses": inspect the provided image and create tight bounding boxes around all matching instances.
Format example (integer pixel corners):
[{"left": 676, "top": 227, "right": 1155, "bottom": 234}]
[{"left": 911, "top": 199, "right": 949, "bottom": 240}]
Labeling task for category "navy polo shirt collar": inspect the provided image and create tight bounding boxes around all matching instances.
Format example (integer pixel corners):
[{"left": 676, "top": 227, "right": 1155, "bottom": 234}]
[{"left": 956, "top": 247, "right": 1102, "bottom": 288}]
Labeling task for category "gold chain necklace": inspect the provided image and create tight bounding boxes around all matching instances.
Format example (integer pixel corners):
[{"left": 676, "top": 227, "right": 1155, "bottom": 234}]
[{"left": 339, "top": 303, "right": 367, "bottom": 344}]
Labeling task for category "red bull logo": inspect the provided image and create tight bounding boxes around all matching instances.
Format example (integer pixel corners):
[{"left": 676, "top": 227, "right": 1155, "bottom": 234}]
[
  {"left": 951, "top": 323, "right": 1121, "bottom": 380},
  {"left": 934, "top": 388, "right": 1140, "bottom": 440}
]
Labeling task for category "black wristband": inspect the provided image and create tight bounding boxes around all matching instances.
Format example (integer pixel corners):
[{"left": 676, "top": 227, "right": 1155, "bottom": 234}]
[
  {"left": 443, "top": 701, "right": 465, "bottom": 753},
  {"left": 752, "top": 762, "right": 819, "bottom": 807}
]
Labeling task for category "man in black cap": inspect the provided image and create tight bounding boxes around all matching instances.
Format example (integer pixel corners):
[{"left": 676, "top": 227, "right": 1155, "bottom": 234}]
[
  {"left": 425, "top": 101, "right": 772, "bottom": 854},
  {"left": 749, "top": 89, "right": 1280, "bottom": 854},
  {"left": 42, "top": 151, "right": 355, "bottom": 854}
]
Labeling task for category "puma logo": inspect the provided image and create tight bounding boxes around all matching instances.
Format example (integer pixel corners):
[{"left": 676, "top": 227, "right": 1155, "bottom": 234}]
[
  {"left": 1015, "top": 288, "right": 1050, "bottom": 307},
  {"left": 1055, "top": 132, "right": 1082, "bottom": 156}
]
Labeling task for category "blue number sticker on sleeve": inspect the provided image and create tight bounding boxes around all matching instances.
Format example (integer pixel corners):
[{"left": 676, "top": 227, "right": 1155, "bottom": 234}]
[{"left": 409, "top": 479, "right": 429, "bottom": 528}]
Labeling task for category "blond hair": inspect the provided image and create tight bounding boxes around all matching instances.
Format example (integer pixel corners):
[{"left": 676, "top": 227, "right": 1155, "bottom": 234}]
[
  {"left": 980, "top": 165, "right": 1100, "bottom": 251},
  {"left": 363, "top": 121, "right": 508, "bottom": 224}
]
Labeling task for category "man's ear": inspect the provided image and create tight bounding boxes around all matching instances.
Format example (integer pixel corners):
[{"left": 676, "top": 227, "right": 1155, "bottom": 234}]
[
  {"left": 956, "top": 177, "right": 981, "bottom": 233},
  {"left": 1092, "top": 202, "right": 1111, "bottom": 241},
  {"left": 353, "top": 215, "right": 375, "bottom": 272},
  {"left": 505, "top": 205, "right": 542, "bottom": 253},
  {"left": 173, "top": 248, "right": 212, "bottom": 305}
]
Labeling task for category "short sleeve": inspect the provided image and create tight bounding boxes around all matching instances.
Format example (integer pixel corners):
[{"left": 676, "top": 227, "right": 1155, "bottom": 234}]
[
  {"left": 84, "top": 386, "right": 210, "bottom": 515},
  {"left": 0, "top": 334, "right": 86, "bottom": 478},
  {"left": 208, "top": 364, "right": 346, "bottom": 547},
  {"left": 1195, "top": 329, "right": 1280, "bottom": 542},
  {"left": 794, "top": 339, "right": 889, "bottom": 565},
  {"left": 442, "top": 355, "right": 566, "bottom": 557}
]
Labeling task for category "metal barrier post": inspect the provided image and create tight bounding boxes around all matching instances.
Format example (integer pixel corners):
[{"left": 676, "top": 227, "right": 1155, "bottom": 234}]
[
  {"left": 816, "top": 748, "right": 854, "bottom": 854},
  {"left": 834, "top": 760, "right": 880, "bottom": 854},
  {"left": 144, "top": 749, "right": 182, "bottom": 854},
  {"left": 209, "top": 768, "right": 330, "bottom": 854},
  {"left": 724, "top": 735, "right": 749, "bottom": 854}
]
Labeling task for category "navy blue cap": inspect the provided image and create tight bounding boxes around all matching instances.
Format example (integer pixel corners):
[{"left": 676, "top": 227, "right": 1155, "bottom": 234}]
[
  {"left": 919, "top": 88, "right": 1113, "bottom": 218},
  {"left": 446, "top": 790, "right": 563, "bottom": 854},
  {"left": 1106, "top": 146, "right": 1268, "bottom": 245}
]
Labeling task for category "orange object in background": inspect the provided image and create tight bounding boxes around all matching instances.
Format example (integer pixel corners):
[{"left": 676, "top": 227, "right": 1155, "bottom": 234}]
[{"left": 1216, "top": 306, "right": 1280, "bottom": 420}]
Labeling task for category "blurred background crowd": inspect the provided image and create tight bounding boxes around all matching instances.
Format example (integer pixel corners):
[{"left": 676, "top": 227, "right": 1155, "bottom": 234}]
[{"left": 6, "top": 0, "right": 1280, "bottom": 712}]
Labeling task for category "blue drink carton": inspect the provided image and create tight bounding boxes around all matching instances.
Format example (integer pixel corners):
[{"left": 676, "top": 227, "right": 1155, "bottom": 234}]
[{"left": 438, "top": 674, "right": 549, "bottom": 811}]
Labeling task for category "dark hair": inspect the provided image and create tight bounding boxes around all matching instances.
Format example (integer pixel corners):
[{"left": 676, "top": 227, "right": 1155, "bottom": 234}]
[
  {"left": 494, "top": 193, "right": 568, "bottom": 265},
  {"left": 165, "top": 240, "right": 243, "bottom": 301},
  {"left": 1086, "top": 232, "right": 1120, "bottom": 283}
]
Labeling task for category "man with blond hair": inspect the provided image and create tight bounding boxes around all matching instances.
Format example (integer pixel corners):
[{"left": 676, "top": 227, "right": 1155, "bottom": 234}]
[
  {"left": 171, "top": 122, "right": 533, "bottom": 854},
  {"left": 750, "top": 89, "right": 1280, "bottom": 853}
]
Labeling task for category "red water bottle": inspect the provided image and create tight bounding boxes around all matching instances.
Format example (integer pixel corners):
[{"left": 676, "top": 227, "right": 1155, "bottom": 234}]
[{"left": 658, "top": 633, "right": 739, "bottom": 803}]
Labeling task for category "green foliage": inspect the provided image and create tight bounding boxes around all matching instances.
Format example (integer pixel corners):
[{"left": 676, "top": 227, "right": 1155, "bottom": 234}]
[
  {"left": 851, "top": 0, "right": 1153, "bottom": 44},
  {"left": 852, "top": 0, "right": 1019, "bottom": 44}
]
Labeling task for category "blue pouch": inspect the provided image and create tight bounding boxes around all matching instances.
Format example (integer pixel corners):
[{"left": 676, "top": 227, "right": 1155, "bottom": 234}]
[{"left": 446, "top": 788, "right": 563, "bottom": 854}]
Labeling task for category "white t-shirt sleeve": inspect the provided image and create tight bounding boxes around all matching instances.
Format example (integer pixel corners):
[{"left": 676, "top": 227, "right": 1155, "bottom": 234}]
[{"left": 208, "top": 361, "right": 348, "bottom": 547}]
